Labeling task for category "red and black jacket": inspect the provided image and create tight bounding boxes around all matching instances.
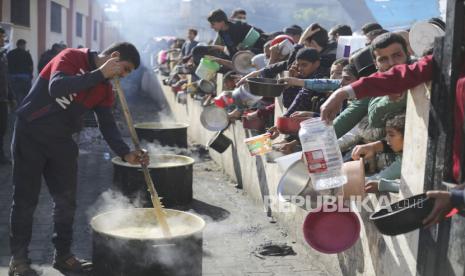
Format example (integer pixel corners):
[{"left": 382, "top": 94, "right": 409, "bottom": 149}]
[{"left": 16, "top": 48, "right": 130, "bottom": 157}]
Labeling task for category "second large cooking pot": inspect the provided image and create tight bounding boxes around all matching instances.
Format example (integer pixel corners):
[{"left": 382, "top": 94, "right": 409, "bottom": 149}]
[
  {"left": 134, "top": 122, "right": 189, "bottom": 148},
  {"left": 112, "top": 154, "right": 195, "bottom": 207}
]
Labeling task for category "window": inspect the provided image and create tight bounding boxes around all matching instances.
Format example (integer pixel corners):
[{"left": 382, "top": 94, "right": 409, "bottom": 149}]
[
  {"left": 51, "top": 1, "right": 62, "bottom": 33},
  {"left": 11, "top": 0, "right": 30, "bottom": 27},
  {"left": 76, "top": 13, "right": 83, "bottom": 37},
  {"left": 93, "top": 20, "right": 98, "bottom": 41}
]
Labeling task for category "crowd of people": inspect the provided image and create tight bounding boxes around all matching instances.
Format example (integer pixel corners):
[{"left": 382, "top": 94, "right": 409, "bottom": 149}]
[{"left": 160, "top": 8, "right": 464, "bottom": 234}]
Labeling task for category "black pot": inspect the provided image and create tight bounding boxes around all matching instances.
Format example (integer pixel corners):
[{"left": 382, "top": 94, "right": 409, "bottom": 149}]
[
  {"left": 134, "top": 122, "right": 189, "bottom": 148},
  {"left": 207, "top": 131, "right": 232, "bottom": 153},
  {"left": 112, "top": 154, "right": 194, "bottom": 207},
  {"left": 351, "top": 46, "right": 376, "bottom": 77},
  {"left": 370, "top": 193, "right": 435, "bottom": 236},
  {"left": 247, "top": 77, "right": 286, "bottom": 97},
  {"left": 91, "top": 208, "right": 205, "bottom": 276}
]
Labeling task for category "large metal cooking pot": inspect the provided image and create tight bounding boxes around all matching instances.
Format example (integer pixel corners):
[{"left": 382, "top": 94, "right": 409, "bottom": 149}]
[
  {"left": 247, "top": 77, "right": 286, "bottom": 97},
  {"left": 91, "top": 208, "right": 205, "bottom": 276},
  {"left": 134, "top": 122, "right": 189, "bottom": 148},
  {"left": 112, "top": 154, "right": 194, "bottom": 207}
]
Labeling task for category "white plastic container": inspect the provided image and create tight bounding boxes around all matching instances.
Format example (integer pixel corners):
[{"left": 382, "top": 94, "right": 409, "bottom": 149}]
[
  {"left": 336, "top": 35, "right": 367, "bottom": 59},
  {"left": 299, "top": 118, "right": 347, "bottom": 190}
]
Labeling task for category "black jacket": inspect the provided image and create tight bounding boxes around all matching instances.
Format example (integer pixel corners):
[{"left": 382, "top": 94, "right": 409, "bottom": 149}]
[
  {"left": 7, "top": 48, "right": 33, "bottom": 76},
  {"left": 219, "top": 21, "right": 267, "bottom": 58}
]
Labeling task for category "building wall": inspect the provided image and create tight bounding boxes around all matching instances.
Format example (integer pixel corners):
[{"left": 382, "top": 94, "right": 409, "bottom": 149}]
[
  {"left": 46, "top": 0, "right": 68, "bottom": 49},
  {"left": 2, "top": 0, "right": 39, "bottom": 75},
  {"left": 2, "top": 0, "right": 107, "bottom": 77}
]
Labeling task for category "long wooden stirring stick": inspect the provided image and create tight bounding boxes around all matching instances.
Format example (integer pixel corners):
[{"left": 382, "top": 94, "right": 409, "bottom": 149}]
[{"left": 113, "top": 77, "right": 171, "bottom": 237}]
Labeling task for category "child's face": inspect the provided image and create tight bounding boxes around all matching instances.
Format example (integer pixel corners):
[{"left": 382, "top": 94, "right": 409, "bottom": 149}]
[
  {"left": 330, "top": 64, "right": 343, "bottom": 80},
  {"left": 296, "top": 59, "right": 319, "bottom": 78},
  {"left": 386, "top": 127, "right": 404, "bottom": 152}
]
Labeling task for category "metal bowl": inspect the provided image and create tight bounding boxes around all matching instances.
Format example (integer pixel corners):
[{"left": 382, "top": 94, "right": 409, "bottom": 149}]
[
  {"left": 198, "top": 79, "right": 216, "bottom": 94},
  {"left": 277, "top": 159, "right": 317, "bottom": 205},
  {"left": 247, "top": 77, "right": 286, "bottom": 97},
  {"left": 200, "top": 105, "right": 229, "bottom": 131},
  {"left": 369, "top": 193, "right": 435, "bottom": 236},
  {"left": 232, "top": 51, "right": 255, "bottom": 74}
]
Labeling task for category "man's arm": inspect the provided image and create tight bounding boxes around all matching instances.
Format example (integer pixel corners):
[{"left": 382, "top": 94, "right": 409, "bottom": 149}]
[
  {"left": 351, "top": 55, "right": 434, "bottom": 99},
  {"left": 333, "top": 98, "right": 370, "bottom": 138},
  {"left": 49, "top": 70, "right": 106, "bottom": 98},
  {"left": 94, "top": 106, "right": 131, "bottom": 158},
  {"left": 49, "top": 54, "right": 119, "bottom": 98}
]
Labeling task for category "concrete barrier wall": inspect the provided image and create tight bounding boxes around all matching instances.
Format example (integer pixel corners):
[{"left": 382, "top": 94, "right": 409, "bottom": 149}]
[{"left": 155, "top": 72, "right": 464, "bottom": 276}]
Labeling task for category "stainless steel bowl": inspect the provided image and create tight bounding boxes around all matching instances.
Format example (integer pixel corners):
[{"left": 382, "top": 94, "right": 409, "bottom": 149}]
[
  {"left": 277, "top": 159, "right": 318, "bottom": 206},
  {"left": 200, "top": 105, "right": 229, "bottom": 131}
]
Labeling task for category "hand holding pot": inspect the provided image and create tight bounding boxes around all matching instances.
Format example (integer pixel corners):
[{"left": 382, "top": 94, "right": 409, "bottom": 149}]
[
  {"left": 365, "top": 180, "right": 380, "bottom": 193},
  {"left": 236, "top": 70, "right": 260, "bottom": 87},
  {"left": 267, "top": 126, "right": 280, "bottom": 139},
  {"left": 277, "top": 140, "right": 299, "bottom": 155},
  {"left": 124, "top": 149, "right": 150, "bottom": 166},
  {"left": 423, "top": 191, "right": 453, "bottom": 228},
  {"left": 351, "top": 141, "right": 383, "bottom": 160},
  {"left": 279, "top": 77, "right": 305, "bottom": 88}
]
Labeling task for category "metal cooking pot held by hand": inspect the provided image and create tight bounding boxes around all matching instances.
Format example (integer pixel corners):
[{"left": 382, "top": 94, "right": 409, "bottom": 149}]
[
  {"left": 200, "top": 105, "right": 229, "bottom": 131},
  {"left": 247, "top": 78, "right": 286, "bottom": 97}
]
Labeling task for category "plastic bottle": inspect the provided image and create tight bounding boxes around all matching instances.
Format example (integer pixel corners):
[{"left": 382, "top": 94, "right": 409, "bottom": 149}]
[{"left": 299, "top": 118, "right": 347, "bottom": 190}]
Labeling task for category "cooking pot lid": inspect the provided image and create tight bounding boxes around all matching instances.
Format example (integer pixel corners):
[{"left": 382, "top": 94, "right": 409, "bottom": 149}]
[
  {"left": 90, "top": 208, "right": 206, "bottom": 240},
  {"left": 409, "top": 21, "right": 445, "bottom": 57},
  {"left": 232, "top": 51, "right": 256, "bottom": 74},
  {"left": 200, "top": 106, "right": 229, "bottom": 131},
  {"left": 134, "top": 122, "right": 189, "bottom": 130},
  {"left": 303, "top": 206, "right": 360, "bottom": 254},
  {"left": 112, "top": 154, "right": 194, "bottom": 168}
]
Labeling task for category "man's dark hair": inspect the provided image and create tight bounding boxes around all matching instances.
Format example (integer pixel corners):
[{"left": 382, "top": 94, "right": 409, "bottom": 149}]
[
  {"left": 51, "top": 43, "right": 62, "bottom": 51},
  {"left": 231, "top": 9, "right": 246, "bottom": 17},
  {"left": 284, "top": 24, "right": 303, "bottom": 36},
  {"left": 296, "top": 48, "right": 320, "bottom": 63},
  {"left": 102, "top": 42, "right": 140, "bottom": 69},
  {"left": 333, "top": 57, "right": 349, "bottom": 67},
  {"left": 188, "top": 29, "right": 198, "bottom": 36},
  {"left": 386, "top": 114, "right": 406, "bottom": 135},
  {"left": 307, "top": 28, "right": 329, "bottom": 48},
  {"left": 0, "top": 28, "right": 5, "bottom": 34},
  {"left": 366, "top": 29, "right": 388, "bottom": 41},
  {"left": 208, "top": 9, "right": 228, "bottom": 23},
  {"left": 16, "top": 39, "right": 26, "bottom": 47},
  {"left": 361, "top": 22, "right": 383, "bottom": 35},
  {"left": 331, "top": 24, "right": 353, "bottom": 36},
  {"left": 370, "top": 32, "right": 408, "bottom": 59}
]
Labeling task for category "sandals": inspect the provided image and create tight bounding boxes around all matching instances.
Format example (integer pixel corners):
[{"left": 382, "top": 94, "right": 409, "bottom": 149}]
[
  {"left": 53, "top": 254, "right": 93, "bottom": 274},
  {"left": 8, "top": 260, "right": 40, "bottom": 276}
]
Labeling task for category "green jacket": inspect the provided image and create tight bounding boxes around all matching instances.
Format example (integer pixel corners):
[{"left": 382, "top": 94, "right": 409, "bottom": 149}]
[{"left": 334, "top": 94, "right": 407, "bottom": 138}]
